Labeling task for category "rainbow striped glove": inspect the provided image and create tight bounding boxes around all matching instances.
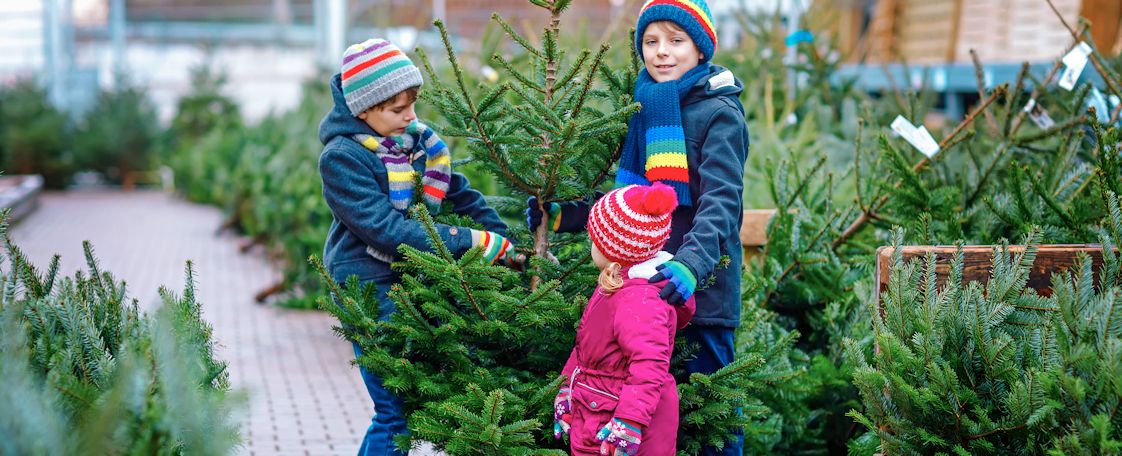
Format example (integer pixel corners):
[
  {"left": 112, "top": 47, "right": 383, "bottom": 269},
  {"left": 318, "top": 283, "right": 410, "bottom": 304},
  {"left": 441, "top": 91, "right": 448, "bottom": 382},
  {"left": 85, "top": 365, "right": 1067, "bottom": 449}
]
[
  {"left": 649, "top": 260, "right": 697, "bottom": 306},
  {"left": 553, "top": 388, "right": 572, "bottom": 439},
  {"left": 470, "top": 230, "right": 515, "bottom": 265},
  {"left": 526, "top": 197, "right": 562, "bottom": 232},
  {"left": 595, "top": 417, "right": 642, "bottom": 455}
]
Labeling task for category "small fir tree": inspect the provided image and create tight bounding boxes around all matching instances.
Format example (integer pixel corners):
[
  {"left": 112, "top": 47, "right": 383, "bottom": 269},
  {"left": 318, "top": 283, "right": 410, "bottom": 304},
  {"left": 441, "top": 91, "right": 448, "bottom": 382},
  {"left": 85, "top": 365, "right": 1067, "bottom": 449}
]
[{"left": 0, "top": 220, "right": 241, "bottom": 454}]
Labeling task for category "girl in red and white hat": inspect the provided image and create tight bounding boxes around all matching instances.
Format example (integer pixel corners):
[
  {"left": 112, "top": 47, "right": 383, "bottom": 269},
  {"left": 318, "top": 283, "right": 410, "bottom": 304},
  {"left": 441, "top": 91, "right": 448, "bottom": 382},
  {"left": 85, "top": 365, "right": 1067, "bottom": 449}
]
[{"left": 552, "top": 182, "right": 696, "bottom": 455}]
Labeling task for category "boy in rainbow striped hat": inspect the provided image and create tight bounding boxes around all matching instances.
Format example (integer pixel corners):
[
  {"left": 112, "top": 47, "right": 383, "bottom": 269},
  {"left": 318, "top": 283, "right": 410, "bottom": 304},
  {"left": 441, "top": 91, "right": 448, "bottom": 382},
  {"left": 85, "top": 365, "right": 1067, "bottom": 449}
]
[
  {"left": 318, "top": 38, "right": 521, "bottom": 456},
  {"left": 531, "top": 0, "right": 748, "bottom": 453}
]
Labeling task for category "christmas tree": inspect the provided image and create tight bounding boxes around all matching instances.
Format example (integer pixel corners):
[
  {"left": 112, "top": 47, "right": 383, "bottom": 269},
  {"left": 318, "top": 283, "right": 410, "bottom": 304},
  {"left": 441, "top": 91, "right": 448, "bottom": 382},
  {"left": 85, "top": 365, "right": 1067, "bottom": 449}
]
[
  {"left": 0, "top": 218, "right": 241, "bottom": 454},
  {"left": 314, "top": 0, "right": 793, "bottom": 453},
  {"left": 732, "top": 9, "right": 1122, "bottom": 452}
]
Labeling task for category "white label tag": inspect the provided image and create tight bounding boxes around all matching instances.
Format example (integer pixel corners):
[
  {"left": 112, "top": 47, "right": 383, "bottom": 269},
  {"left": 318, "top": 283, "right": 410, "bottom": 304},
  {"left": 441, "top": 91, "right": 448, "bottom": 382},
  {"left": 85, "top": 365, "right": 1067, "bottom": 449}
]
[
  {"left": 1062, "top": 42, "right": 1092, "bottom": 67},
  {"left": 708, "top": 70, "right": 735, "bottom": 90},
  {"left": 1059, "top": 42, "right": 1092, "bottom": 91},
  {"left": 1022, "top": 99, "right": 1055, "bottom": 130},
  {"left": 890, "top": 115, "right": 940, "bottom": 158}
]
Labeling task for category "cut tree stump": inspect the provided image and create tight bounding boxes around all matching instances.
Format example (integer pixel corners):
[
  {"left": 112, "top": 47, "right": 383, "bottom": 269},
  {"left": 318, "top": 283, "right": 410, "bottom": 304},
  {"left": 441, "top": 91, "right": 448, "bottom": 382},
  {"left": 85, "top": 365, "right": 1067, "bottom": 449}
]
[{"left": 254, "top": 281, "right": 287, "bottom": 304}]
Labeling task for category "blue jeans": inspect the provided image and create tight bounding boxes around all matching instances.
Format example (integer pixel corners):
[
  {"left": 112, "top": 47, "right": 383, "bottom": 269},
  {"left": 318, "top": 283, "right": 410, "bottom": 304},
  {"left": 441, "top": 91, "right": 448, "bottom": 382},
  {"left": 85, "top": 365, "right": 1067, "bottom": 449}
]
[
  {"left": 340, "top": 279, "right": 408, "bottom": 456},
  {"left": 353, "top": 342, "right": 408, "bottom": 456},
  {"left": 681, "top": 325, "right": 744, "bottom": 456}
]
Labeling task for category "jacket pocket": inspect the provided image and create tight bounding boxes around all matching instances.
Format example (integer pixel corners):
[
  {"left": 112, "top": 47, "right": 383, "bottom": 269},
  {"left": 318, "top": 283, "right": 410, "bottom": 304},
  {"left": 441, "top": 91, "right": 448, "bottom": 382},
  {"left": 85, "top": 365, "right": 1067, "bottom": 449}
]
[{"left": 571, "top": 382, "right": 621, "bottom": 450}]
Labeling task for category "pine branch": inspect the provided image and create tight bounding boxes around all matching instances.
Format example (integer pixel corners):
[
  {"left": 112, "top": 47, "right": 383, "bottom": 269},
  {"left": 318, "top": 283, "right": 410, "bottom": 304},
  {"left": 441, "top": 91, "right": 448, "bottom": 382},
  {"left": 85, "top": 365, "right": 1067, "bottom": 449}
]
[
  {"left": 491, "top": 14, "right": 544, "bottom": 58},
  {"left": 553, "top": 49, "right": 590, "bottom": 89},
  {"left": 783, "top": 155, "right": 828, "bottom": 210},
  {"left": 426, "top": 21, "right": 535, "bottom": 197},
  {"left": 1028, "top": 167, "right": 1079, "bottom": 230},
  {"left": 760, "top": 206, "right": 845, "bottom": 309},
  {"left": 1002, "top": 63, "right": 1030, "bottom": 139},
  {"left": 1045, "top": 1, "right": 1122, "bottom": 97},
  {"left": 1013, "top": 115, "right": 1089, "bottom": 146},
  {"left": 1010, "top": 23, "right": 1088, "bottom": 137},
  {"left": 965, "top": 424, "right": 1027, "bottom": 442},
  {"left": 854, "top": 118, "right": 869, "bottom": 211},
  {"left": 969, "top": 50, "right": 1001, "bottom": 135},
  {"left": 833, "top": 87, "right": 1004, "bottom": 250},
  {"left": 491, "top": 54, "right": 546, "bottom": 95}
]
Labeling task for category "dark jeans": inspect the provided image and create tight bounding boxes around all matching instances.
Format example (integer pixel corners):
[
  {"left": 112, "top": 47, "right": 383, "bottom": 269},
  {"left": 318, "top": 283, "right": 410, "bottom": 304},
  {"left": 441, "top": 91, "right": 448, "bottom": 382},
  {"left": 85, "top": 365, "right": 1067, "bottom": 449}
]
[
  {"left": 353, "top": 342, "right": 408, "bottom": 456},
  {"left": 681, "top": 325, "right": 744, "bottom": 456},
  {"left": 339, "top": 279, "right": 408, "bottom": 456}
]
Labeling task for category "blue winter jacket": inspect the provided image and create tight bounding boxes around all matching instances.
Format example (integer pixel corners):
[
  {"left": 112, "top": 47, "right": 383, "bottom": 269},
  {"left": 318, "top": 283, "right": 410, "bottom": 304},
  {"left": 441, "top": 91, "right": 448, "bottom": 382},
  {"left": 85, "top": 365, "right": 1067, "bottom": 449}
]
[
  {"left": 666, "top": 64, "right": 749, "bottom": 328},
  {"left": 318, "top": 73, "right": 507, "bottom": 292}
]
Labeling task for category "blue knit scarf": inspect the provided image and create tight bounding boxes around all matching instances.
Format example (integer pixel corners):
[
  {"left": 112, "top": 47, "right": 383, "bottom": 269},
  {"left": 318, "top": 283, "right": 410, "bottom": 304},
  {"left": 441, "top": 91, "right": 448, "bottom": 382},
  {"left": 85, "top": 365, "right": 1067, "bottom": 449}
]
[{"left": 615, "top": 63, "right": 711, "bottom": 207}]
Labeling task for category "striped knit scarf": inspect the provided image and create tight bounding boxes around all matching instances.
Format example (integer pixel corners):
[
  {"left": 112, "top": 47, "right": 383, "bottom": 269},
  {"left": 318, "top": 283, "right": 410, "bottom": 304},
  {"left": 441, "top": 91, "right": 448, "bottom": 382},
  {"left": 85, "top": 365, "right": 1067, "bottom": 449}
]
[
  {"left": 615, "top": 63, "right": 711, "bottom": 207},
  {"left": 353, "top": 121, "right": 452, "bottom": 212}
]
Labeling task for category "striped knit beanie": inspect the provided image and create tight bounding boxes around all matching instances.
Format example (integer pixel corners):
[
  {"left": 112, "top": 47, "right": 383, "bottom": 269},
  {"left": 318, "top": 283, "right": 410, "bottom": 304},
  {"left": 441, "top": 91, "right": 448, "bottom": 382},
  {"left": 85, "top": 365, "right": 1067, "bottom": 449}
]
[
  {"left": 341, "top": 38, "right": 424, "bottom": 116},
  {"left": 635, "top": 0, "right": 717, "bottom": 63},
  {"left": 588, "top": 183, "right": 678, "bottom": 265}
]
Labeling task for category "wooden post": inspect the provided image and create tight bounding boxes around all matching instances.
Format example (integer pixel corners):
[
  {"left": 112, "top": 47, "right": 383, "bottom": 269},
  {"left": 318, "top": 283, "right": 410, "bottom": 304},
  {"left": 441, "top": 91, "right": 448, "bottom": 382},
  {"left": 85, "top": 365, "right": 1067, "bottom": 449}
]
[
  {"left": 1080, "top": 0, "right": 1122, "bottom": 53},
  {"left": 741, "top": 209, "right": 778, "bottom": 263},
  {"left": 946, "top": 0, "right": 963, "bottom": 62}
]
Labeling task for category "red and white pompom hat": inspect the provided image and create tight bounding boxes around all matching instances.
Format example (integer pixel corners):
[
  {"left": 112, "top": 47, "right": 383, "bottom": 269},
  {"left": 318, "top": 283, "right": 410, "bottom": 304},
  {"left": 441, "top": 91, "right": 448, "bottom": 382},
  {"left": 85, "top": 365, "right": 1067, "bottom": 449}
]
[{"left": 587, "top": 182, "right": 679, "bottom": 265}]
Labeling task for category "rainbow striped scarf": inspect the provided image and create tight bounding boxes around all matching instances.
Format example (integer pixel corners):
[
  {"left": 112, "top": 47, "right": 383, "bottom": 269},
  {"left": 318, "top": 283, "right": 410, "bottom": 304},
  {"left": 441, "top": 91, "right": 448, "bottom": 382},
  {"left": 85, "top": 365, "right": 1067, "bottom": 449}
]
[
  {"left": 354, "top": 121, "right": 451, "bottom": 212},
  {"left": 615, "top": 63, "right": 711, "bottom": 207}
]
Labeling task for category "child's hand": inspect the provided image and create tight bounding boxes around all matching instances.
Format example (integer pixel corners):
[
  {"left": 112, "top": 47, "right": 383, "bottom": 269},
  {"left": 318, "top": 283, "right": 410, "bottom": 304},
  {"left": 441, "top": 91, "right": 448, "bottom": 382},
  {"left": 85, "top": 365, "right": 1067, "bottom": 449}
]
[
  {"left": 470, "top": 229, "right": 516, "bottom": 265},
  {"left": 595, "top": 417, "right": 642, "bottom": 455},
  {"left": 553, "top": 388, "right": 572, "bottom": 439},
  {"left": 503, "top": 251, "right": 528, "bottom": 272},
  {"left": 525, "top": 197, "right": 593, "bottom": 234},
  {"left": 526, "top": 197, "right": 561, "bottom": 232},
  {"left": 648, "top": 260, "right": 697, "bottom": 306}
]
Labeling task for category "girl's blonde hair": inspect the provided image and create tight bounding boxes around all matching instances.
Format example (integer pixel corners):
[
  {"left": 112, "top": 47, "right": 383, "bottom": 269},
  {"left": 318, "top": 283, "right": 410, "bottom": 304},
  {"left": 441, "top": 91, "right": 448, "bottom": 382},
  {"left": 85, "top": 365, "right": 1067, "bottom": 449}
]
[{"left": 598, "top": 262, "right": 625, "bottom": 294}]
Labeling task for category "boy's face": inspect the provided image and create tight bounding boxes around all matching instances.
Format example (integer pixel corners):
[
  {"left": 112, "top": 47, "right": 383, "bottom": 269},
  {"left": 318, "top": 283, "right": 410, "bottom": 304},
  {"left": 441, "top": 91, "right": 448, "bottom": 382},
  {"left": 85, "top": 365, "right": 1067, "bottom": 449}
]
[
  {"left": 358, "top": 92, "right": 417, "bottom": 137},
  {"left": 641, "top": 21, "right": 703, "bottom": 83}
]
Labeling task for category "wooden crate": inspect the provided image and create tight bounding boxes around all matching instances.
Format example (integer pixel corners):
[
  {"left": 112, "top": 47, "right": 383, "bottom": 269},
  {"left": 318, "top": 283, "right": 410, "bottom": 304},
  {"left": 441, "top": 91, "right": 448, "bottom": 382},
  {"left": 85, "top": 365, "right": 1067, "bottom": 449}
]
[{"left": 874, "top": 244, "right": 1109, "bottom": 309}]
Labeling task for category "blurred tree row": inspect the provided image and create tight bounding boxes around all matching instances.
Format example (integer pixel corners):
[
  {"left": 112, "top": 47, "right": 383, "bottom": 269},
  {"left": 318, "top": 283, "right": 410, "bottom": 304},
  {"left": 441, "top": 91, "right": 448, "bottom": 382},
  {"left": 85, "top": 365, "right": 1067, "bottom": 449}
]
[{"left": 0, "top": 80, "right": 160, "bottom": 189}]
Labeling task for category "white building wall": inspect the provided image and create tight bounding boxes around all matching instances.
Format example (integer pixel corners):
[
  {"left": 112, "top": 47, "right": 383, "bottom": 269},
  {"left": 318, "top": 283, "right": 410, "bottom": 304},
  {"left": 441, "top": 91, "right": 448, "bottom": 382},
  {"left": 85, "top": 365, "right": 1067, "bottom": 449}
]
[{"left": 0, "top": 1, "right": 47, "bottom": 82}]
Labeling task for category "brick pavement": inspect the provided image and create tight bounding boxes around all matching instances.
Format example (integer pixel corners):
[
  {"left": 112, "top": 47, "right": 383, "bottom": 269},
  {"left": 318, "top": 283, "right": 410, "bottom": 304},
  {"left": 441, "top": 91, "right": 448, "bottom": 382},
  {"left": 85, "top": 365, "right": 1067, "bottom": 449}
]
[{"left": 9, "top": 190, "right": 438, "bottom": 456}]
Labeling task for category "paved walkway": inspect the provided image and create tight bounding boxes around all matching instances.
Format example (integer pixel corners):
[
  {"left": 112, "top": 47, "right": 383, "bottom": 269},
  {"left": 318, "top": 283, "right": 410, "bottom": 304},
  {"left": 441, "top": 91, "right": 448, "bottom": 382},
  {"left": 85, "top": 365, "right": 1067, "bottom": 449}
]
[{"left": 9, "top": 190, "right": 386, "bottom": 456}]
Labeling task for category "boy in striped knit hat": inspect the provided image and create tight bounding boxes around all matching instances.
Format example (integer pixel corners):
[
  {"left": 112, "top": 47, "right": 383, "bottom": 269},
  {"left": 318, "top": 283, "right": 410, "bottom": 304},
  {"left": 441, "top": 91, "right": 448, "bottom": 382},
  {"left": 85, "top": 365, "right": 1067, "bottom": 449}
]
[
  {"left": 530, "top": 1, "right": 748, "bottom": 453},
  {"left": 318, "top": 38, "right": 521, "bottom": 456}
]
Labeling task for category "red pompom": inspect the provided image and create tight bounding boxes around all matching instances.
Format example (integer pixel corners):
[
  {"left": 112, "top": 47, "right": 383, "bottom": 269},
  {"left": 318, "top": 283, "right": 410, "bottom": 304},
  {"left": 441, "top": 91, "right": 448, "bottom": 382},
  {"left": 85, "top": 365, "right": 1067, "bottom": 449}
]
[{"left": 633, "top": 182, "right": 678, "bottom": 216}]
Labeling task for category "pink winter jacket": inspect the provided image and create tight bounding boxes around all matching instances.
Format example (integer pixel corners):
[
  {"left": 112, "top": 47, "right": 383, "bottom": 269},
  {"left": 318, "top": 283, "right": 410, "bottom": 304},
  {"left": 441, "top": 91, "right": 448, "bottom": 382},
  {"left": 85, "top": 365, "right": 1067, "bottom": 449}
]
[{"left": 560, "top": 276, "right": 696, "bottom": 455}]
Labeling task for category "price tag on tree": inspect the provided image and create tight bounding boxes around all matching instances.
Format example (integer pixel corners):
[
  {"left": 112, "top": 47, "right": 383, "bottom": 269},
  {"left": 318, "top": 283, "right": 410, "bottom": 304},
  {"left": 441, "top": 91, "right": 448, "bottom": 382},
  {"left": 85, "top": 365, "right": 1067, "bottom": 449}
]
[
  {"left": 891, "top": 115, "right": 940, "bottom": 158},
  {"left": 1022, "top": 99, "right": 1055, "bottom": 130},
  {"left": 1058, "top": 42, "right": 1092, "bottom": 91}
]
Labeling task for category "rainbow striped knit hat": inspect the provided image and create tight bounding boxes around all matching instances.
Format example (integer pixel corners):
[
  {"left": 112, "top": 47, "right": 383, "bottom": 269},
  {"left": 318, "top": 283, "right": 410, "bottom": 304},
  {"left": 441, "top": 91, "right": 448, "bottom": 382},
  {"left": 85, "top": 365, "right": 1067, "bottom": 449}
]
[
  {"left": 341, "top": 38, "right": 424, "bottom": 116},
  {"left": 635, "top": 0, "right": 718, "bottom": 63}
]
